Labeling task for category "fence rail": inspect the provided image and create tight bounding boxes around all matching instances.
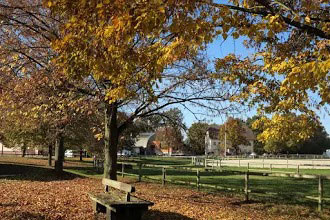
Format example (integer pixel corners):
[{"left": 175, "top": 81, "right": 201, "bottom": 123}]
[
  {"left": 107, "top": 160, "right": 330, "bottom": 212},
  {"left": 192, "top": 157, "right": 330, "bottom": 170}
]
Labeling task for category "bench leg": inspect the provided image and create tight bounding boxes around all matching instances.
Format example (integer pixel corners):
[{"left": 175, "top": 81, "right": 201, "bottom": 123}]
[
  {"left": 106, "top": 208, "right": 117, "bottom": 220},
  {"left": 92, "top": 201, "right": 106, "bottom": 213}
]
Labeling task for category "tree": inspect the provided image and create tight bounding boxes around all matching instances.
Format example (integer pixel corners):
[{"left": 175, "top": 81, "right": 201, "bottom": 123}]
[
  {"left": 187, "top": 122, "right": 209, "bottom": 155},
  {"left": 246, "top": 116, "right": 265, "bottom": 155},
  {"left": 0, "top": 0, "right": 100, "bottom": 172},
  {"left": 155, "top": 126, "right": 184, "bottom": 151},
  {"left": 298, "top": 125, "right": 330, "bottom": 154},
  {"left": 47, "top": 0, "right": 241, "bottom": 180},
  {"left": 246, "top": 115, "right": 330, "bottom": 154},
  {"left": 211, "top": 0, "right": 329, "bottom": 146},
  {"left": 218, "top": 118, "right": 250, "bottom": 154},
  {"left": 252, "top": 113, "right": 317, "bottom": 153}
]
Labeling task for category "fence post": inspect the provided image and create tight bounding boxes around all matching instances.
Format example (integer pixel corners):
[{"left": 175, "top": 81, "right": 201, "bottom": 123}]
[
  {"left": 297, "top": 165, "right": 300, "bottom": 174},
  {"left": 162, "top": 167, "right": 166, "bottom": 186},
  {"left": 318, "top": 176, "right": 323, "bottom": 212},
  {"left": 287, "top": 159, "right": 288, "bottom": 169},
  {"left": 204, "top": 159, "right": 207, "bottom": 168},
  {"left": 247, "top": 163, "right": 250, "bottom": 171},
  {"left": 138, "top": 163, "right": 142, "bottom": 182},
  {"left": 270, "top": 164, "right": 272, "bottom": 173},
  {"left": 245, "top": 171, "right": 249, "bottom": 201},
  {"left": 219, "top": 159, "right": 222, "bottom": 169},
  {"left": 122, "top": 163, "right": 125, "bottom": 178},
  {"left": 263, "top": 158, "right": 264, "bottom": 169},
  {"left": 196, "top": 169, "right": 200, "bottom": 190}
]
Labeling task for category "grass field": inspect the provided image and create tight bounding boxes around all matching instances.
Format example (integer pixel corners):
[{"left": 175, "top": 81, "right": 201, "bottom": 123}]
[
  {"left": 2, "top": 156, "right": 330, "bottom": 214},
  {"left": 62, "top": 156, "right": 330, "bottom": 209}
]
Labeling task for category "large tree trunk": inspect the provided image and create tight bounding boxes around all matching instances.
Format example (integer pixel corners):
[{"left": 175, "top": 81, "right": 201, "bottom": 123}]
[
  {"left": 55, "top": 133, "right": 64, "bottom": 173},
  {"left": 104, "top": 102, "right": 119, "bottom": 180},
  {"left": 48, "top": 143, "right": 53, "bottom": 166}
]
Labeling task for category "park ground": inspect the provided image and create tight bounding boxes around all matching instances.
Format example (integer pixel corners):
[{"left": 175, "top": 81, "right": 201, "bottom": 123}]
[{"left": 0, "top": 156, "right": 330, "bottom": 220}]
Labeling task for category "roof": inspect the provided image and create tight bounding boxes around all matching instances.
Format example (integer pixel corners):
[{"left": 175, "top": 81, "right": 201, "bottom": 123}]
[
  {"left": 241, "top": 124, "right": 256, "bottom": 140},
  {"left": 134, "top": 133, "right": 155, "bottom": 148},
  {"left": 207, "top": 121, "right": 256, "bottom": 141},
  {"left": 207, "top": 126, "right": 220, "bottom": 139}
]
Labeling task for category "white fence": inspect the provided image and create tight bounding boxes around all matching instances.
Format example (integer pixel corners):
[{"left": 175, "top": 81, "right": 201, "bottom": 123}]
[{"left": 192, "top": 157, "right": 330, "bottom": 170}]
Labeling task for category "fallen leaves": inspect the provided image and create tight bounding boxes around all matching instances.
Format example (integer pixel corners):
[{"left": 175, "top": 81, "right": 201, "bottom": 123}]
[{"left": 0, "top": 157, "right": 329, "bottom": 220}]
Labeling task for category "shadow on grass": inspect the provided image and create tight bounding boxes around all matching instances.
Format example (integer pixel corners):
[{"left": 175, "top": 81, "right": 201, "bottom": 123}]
[
  {"left": 142, "top": 210, "right": 193, "bottom": 220},
  {"left": 66, "top": 166, "right": 103, "bottom": 176},
  {"left": 0, "top": 210, "right": 46, "bottom": 220},
  {"left": 0, "top": 163, "right": 80, "bottom": 182}
]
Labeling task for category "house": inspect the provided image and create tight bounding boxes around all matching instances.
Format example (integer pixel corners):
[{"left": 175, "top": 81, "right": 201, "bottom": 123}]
[
  {"left": 133, "top": 132, "right": 184, "bottom": 156},
  {"left": 205, "top": 122, "right": 256, "bottom": 156},
  {"left": 205, "top": 126, "right": 222, "bottom": 155},
  {"left": 133, "top": 132, "right": 158, "bottom": 155},
  {"left": 0, "top": 141, "right": 38, "bottom": 155}
]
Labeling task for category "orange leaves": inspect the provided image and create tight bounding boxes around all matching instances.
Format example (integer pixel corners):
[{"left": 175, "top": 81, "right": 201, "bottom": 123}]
[
  {"left": 1, "top": 156, "right": 325, "bottom": 220},
  {"left": 47, "top": 0, "right": 218, "bottom": 103}
]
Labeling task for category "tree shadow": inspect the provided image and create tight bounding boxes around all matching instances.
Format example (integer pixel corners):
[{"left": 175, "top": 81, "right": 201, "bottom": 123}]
[
  {"left": 0, "top": 163, "right": 80, "bottom": 182},
  {"left": 142, "top": 210, "right": 194, "bottom": 220},
  {"left": 1, "top": 211, "right": 46, "bottom": 220}
]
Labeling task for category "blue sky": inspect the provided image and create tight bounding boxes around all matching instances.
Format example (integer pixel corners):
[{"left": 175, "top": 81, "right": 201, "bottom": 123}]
[{"left": 182, "top": 36, "right": 330, "bottom": 135}]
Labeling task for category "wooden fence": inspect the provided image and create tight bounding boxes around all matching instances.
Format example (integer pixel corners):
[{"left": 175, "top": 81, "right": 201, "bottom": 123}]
[{"left": 107, "top": 161, "right": 330, "bottom": 212}]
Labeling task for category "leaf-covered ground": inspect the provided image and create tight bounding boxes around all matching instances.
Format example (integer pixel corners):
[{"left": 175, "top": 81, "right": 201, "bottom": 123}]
[{"left": 0, "top": 157, "right": 329, "bottom": 220}]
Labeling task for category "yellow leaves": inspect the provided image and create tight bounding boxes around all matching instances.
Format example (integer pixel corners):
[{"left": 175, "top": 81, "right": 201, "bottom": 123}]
[
  {"left": 305, "top": 16, "right": 311, "bottom": 23},
  {"left": 222, "top": 33, "right": 228, "bottom": 40},
  {"left": 158, "top": 6, "right": 166, "bottom": 14},
  {"left": 46, "top": 1, "right": 52, "bottom": 8},
  {"left": 94, "top": 133, "right": 103, "bottom": 141},
  {"left": 232, "top": 32, "right": 239, "bottom": 39},
  {"left": 254, "top": 114, "right": 316, "bottom": 146}
]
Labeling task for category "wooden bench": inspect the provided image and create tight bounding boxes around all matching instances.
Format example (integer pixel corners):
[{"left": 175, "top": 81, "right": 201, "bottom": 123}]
[{"left": 89, "top": 178, "right": 153, "bottom": 220}]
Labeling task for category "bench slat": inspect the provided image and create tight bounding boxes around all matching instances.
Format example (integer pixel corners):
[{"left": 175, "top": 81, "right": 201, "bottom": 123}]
[
  {"left": 89, "top": 192, "right": 153, "bottom": 208},
  {"left": 102, "top": 178, "right": 135, "bottom": 193}
]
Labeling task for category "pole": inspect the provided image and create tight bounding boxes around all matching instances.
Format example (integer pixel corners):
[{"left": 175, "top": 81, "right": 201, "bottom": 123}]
[
  {"left": 196, "top": 169, "right": 200, "bottom": 190},
  {"left": 318, "top": 176, "right": 323, "bottom": 212},
  {"left": 224, "top": 122, "right": 227, "bottom": 158},
  {"left": 121, "top": 163, "right": 124, "bottom": 178},
  {"left": 138, "top": 163, "right": 142, "bottom": 182},
  {"left": 162, "top": 167, "right": 166, "bottom": 186},
  {"left": 245, "top": 171, "right": 249, "bottom": 201}
]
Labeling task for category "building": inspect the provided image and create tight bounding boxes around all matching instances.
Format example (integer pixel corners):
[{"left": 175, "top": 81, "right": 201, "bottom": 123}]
[
  {"left": 205, "top": 126, "right": 221, "bottom": 155},
  {"left": 133, "top": 132, "right": 158, "bottom": 155},
  {"left": 0, "top": 142, "right": 39, "bottom": 155},
  {"left": 205, "top": 123, "right": 256, "bottom": 156}
]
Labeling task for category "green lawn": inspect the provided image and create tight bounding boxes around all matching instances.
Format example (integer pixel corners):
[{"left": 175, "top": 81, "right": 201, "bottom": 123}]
[
  {"left": 64, "top": 156, "right": 330, "bottom": 210},
  {"left": 1, "top": 156, "right": 329, "bottom": 211}
]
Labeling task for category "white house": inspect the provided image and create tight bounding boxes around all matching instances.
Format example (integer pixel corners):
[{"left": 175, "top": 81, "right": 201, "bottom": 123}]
[
  {"left": 205, "top": 126, "right": 221, "bottom": 155},
  {"left": 205, "top": 123, "right": 256, "bottom": 156}
]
